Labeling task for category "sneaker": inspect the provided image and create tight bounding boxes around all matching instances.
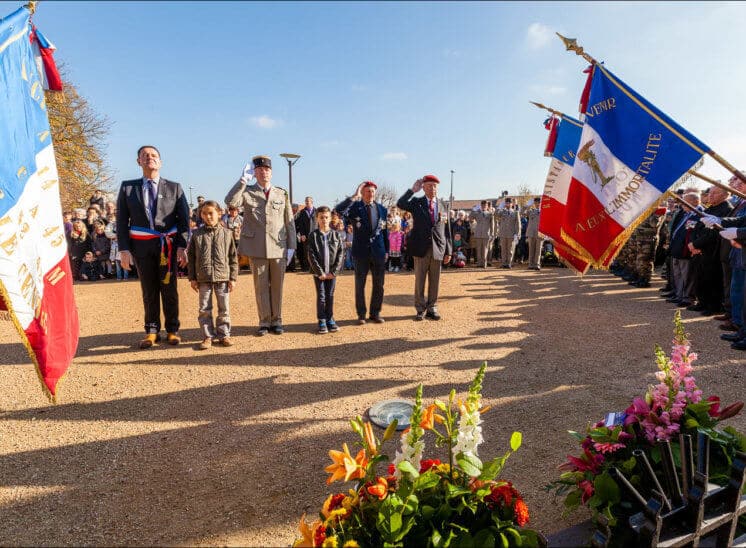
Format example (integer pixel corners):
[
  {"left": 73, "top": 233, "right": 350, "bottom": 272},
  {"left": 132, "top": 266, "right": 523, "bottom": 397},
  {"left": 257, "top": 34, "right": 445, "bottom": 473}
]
[
  {"left": 318, "top": 320, "right": 328, "bottom": 334},
  {"left": 271, "top": 325, "right": 284, "bottom": 335},
  {"left": 415, "top": 312, "right": 425, "bottom": 321},
  {"left": 327, "top": 320, "right": 339, "bottom": 332},
  {"left": 425, "top": 310, "right": 442, "bottom": 320},
  {"left": 357, "top": 318, "right": 366, "bottom": 325},
  {"left": 197, "top": 338, "right": 212, "bottom": 351},
  {"left": 394, "top": 267, "right": 400, "bottom": 272},
  {"left": 369, "top": 316, "right": 385, "bottom": 324},
  {"left": 256, "top": 326, "right": 270, "bottom": 336}
]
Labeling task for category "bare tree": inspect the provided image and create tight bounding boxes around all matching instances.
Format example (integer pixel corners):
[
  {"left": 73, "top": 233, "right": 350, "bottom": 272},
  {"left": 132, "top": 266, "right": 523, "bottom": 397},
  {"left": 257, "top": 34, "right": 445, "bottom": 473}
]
[
  {"left": 375, "top": 182, "right": 401, "bottom": 209},
  {"left": 516, "top": 183, "right": 536, "bottom": 208},
  {"left": 46, "top": 67, "right": 112, "bottom": 211}
]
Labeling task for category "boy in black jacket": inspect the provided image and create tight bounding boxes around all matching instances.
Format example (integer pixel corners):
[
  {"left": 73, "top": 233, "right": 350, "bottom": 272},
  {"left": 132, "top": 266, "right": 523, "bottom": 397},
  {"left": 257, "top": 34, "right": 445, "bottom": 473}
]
[{"left": 307, "top": 206, "right": 345, "bottom": 334}]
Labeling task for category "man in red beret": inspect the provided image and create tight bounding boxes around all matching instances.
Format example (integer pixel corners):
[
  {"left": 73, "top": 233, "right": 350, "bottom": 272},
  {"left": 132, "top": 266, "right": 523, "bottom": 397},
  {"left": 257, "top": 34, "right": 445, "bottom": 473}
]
[
  {"left": 335, "top": 181, "right": 389, "bottom": 324},
  {"left": 397, "top": 175, "right": 451, "bottom": 320}
]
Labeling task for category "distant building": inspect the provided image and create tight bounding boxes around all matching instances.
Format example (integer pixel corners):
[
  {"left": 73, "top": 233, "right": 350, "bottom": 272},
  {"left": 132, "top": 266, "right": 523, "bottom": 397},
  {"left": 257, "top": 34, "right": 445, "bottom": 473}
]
[{"left": 449, "top": 194, "right": 541, "bottom": 211}]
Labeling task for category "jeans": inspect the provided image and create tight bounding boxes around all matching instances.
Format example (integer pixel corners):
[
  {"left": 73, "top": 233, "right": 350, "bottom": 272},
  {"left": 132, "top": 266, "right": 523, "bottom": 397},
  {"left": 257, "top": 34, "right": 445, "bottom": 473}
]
[
  {"left": 115, "top": 260, "right": 129, "bottom": 280},
  {"left": 313, "top": 276, "right": 336, "bottom": 321},
  {"left": 198, "top": 282, "right": 231, "bottom": 339}
]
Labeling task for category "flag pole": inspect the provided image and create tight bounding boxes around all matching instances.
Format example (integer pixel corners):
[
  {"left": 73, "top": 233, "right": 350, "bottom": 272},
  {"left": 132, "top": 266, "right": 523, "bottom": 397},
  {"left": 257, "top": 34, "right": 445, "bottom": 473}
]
[
  {"left": 687, "top": 169, "right": 746, "bottom": 200},
  {"left": 557, "top": 32, "right": 746, "bottom": 185},
  {"left": 666, "top": 191, "right": 723, "bottom": 230},
  {"left": 529, "top": 101, "right": 566, "bottom": 118}
]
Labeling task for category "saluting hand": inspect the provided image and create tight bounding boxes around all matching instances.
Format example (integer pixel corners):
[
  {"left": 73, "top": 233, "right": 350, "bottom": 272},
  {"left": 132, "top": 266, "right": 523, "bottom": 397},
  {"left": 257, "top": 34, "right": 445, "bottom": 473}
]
[
  {"left": 353, "top": 182, "right": 365, "bottom": 200},
  {"left": 241, "top": 162, "right": 254, "bottom": 182},
  {"left": 411, "top": 178, "right": 424, "bottom": 193}
]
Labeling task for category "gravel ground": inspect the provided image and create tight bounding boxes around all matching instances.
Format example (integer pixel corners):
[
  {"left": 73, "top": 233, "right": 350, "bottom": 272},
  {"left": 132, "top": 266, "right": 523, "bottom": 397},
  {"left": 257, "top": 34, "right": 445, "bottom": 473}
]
[{"left": 0, "top": 265, "right": 744, "bottom": 546}]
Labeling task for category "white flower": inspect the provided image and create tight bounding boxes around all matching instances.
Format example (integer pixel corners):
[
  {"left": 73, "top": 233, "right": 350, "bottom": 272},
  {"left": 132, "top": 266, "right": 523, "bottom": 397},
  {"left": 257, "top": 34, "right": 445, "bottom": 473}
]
[
  {"left": 392, "top": 429, "right": 424, "bottom": 479},
  {"left": 453, "top": 403, "right": 483, "bottom": 457}
]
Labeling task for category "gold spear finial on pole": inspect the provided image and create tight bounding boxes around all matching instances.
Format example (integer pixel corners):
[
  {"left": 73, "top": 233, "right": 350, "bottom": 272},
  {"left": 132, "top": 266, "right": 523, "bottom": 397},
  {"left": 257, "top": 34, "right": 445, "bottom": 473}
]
[
  {"left": 529, "top": 101, "right": 565, "bottom": 118},
  {"left": 556, "top": 32, "right": 598, "bottom": 65},
  {"left": 25, "top": 1, "right": 37, "bottom": 15}
]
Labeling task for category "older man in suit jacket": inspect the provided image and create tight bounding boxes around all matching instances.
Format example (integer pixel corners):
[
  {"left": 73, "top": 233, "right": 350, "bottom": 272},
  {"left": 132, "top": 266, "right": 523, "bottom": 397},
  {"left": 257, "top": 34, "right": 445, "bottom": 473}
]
[
  {"left": 116, "top": 145, "right": 190, "bottom": 349},
  {"left": 335, "top": 181, "right": 389, "bottom": 324},
  {"left": 226, "top": 155, "right": 296, "bottom": 335},
  {"left": 397, "top": 175, "right": 452, "bottom": 320}
]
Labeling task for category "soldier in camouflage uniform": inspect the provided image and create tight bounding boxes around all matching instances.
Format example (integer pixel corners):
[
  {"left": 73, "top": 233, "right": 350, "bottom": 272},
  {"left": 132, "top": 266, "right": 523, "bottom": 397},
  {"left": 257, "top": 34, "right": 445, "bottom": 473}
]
[
  {"left": 612, "top": 231, "right": 638, "bottom": 279},
  {"left": 631, "top": 208, "right": 665, "bottom": 287}
]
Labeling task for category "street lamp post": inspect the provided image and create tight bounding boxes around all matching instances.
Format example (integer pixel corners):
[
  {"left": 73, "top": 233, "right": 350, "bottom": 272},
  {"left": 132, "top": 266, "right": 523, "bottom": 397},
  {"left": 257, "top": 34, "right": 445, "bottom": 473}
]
[
  {"left": 279, "top": 153, "right": 301, "bottom": 204},
  {"left": 448, "top": 170, "right": 455, "bottom": 241}
]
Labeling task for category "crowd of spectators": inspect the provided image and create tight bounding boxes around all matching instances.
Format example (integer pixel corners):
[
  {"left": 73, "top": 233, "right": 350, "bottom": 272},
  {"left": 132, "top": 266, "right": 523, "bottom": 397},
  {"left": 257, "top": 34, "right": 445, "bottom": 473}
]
[{"left": 66, "top": 192, "right": 556, "bottom": 283}]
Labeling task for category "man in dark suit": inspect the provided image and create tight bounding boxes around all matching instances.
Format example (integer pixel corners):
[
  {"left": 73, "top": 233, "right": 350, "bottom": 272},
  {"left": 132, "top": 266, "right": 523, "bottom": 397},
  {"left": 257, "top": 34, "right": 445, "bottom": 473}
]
[
  {"left": 116, "top": 145, "right": 190, "bottom": 349},
  {"left": 335, "top": 181, "right": 389, "bottom": 324},
  {"left": 294, "top": 196, "right": 316, "bottom": 272},
  {"left": 397, "top": 175, "right": 452, "bottom": 320}
]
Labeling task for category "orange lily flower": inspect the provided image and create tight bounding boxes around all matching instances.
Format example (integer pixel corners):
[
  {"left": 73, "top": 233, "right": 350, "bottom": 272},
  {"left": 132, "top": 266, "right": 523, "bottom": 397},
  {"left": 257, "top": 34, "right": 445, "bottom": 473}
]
[
  {"left": 325, "top": 443, "right": 367, "bottom": 484},
  {"left": 366, "top": 476, "right": 389, "bottom": 500},
  {"left": 294, "top": 513, "right": 325, "bottom": 548},
  {"left": 363, "top": 421, "right": 378, "bottom": 456},
  {"left": 420, "top": 403, "right": 444, "bottom": 430},
  {"left": 420, "top": 403, "right": 436, "bottom": 430}
]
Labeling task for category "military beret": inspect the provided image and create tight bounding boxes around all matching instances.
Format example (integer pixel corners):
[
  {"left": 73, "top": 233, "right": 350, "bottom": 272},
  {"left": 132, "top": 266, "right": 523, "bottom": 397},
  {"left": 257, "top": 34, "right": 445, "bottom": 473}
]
[
  {"left": 362, "top": 181, "right": 377, "bottom": 189},
  {"left": 505, "top": 197, "right": 512, "bottom": 203},
  {"left": 252, "top": 155, "right": 272, "bottom": 169},
  {"left": 422, "top": 174, "right": 440, "bottom": 184}
]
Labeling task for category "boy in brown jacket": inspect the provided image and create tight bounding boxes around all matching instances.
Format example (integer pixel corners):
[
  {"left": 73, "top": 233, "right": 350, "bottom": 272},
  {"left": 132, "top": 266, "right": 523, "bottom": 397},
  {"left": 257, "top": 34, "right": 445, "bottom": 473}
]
[{"left": 187, "top": 200, "right": 238, "bottom": 349}]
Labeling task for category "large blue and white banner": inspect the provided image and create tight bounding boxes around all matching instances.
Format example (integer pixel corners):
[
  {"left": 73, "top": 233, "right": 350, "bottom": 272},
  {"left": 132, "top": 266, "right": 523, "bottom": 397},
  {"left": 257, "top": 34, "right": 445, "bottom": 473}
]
[{"left": 0, "top": 6, "right": 78, "bottom": 399}]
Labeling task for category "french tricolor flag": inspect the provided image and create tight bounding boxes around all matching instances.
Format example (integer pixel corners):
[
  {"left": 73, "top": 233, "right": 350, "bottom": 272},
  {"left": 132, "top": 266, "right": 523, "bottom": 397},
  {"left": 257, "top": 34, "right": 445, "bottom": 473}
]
[
  {"left": 30, "top": 24, "right": 62, "bottom": 91},
  {"left": 561, "top": 64, "right": 709, "bottom": 267},
  {"left": 0, "top": 6, "right": 77, "bottom": 399},
  {"left": 538, "top": 114, "right": 593, "bottom": 274}
]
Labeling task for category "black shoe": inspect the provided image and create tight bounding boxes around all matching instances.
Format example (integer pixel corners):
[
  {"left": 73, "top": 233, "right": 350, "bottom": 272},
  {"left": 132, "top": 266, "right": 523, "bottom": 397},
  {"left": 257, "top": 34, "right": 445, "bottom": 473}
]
[
  {"left": 635, "top": 279, "right": 651, "bottom": 288},
  {"left": 271, "top": 325, "right": 284, "bottom": 335},
  {"left": 659, "top": 285, "right": 673, "bottom": 292},
  {"left": 700, "top": 310, "right": 716, "bottom": 317},
  {"left": 415, "top": 312, "right": 425, "bottom": 321},
  {"left": 369, "top": 316, "right": 385, "bottom": 324},
  {"left": 665, "top": 297, "right": 681, "bottom": 303},
  {"left": 627, "top": 279, "right": 639, "bottom": 286},
  {"left": 357, "top": 318, "right": 366, "bottom": 325},
  {"left": 256, "top": 327, "right": 269, "bottom": 336},
  {"left": 677, "top": 301, "right": 692, "bottom": 308},
  {"left": 660, "top": 292, "right": 676, "bottom": 298},
  {"left": 721, "top": 332, "right": 742, "bottom": 342},
  {"left": 426, "top": 310, "right": 441, "bottom": 320},
  {"left": 686, "top": 304, "right": 705, "bottom": 312},
  {"left": 731, "top": 339, "right": 746, "bottom": 350}
]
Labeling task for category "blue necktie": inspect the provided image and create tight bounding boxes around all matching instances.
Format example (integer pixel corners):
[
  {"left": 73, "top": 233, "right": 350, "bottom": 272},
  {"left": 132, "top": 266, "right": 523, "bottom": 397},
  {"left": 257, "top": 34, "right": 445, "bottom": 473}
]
[{"left": 146, "top": 179, "right": 157, "bottom": 220}]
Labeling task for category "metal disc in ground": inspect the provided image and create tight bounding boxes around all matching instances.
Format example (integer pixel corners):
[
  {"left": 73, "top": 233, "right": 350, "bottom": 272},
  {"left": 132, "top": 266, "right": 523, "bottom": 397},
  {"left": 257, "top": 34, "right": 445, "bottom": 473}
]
[{"left": 368, "top": 399, "right": 414, "bottom": 431}]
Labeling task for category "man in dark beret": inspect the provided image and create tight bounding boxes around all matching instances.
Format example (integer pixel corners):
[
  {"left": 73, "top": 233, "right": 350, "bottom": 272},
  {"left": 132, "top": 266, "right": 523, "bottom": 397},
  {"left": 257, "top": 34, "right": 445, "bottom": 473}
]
[
  {"left": 335, "top": 181, "right": 389, "bottom": 324},
  {"left": 225, "top": 155, "right": 296, "bottom": 335}
]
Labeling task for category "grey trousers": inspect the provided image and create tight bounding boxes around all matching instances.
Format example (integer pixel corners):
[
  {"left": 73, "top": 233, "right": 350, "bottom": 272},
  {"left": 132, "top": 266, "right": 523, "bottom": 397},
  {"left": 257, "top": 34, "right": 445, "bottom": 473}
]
[
  {"left": 500, "top": 237, "right": 516, "bottom": 267},
  {"left": 527, "top": 236, "right": 543, "bottom": 268},
  {"left": 250, "top": 257, "right": 286, "bottom": 327},
  {"left": 413, "top": 249, "right": 442, "bottom": 313},
  {"left": 198, "top": 282, "right": 231, "bottom": 339},
  {"left": 473, "top": 237, "right": 489, "bottom": 267},
  {"left": 672, "top": 257, "right": 694, "bottom": 301}
]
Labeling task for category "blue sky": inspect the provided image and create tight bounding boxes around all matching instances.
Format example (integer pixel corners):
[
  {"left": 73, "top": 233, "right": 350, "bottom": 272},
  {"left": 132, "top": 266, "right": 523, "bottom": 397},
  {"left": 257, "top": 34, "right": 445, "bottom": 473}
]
[{"left": 13, "top": 1, "right": 746, "bottom": 207}]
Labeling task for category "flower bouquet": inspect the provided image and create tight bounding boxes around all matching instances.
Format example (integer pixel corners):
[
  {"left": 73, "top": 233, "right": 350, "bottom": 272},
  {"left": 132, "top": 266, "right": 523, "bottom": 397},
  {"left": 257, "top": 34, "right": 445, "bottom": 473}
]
[
  {"left": 547, "top": 311, "right": 745, "bottom": 544},
  {"left": 294, "top": 363, "right": 542, "bottom": 548}
]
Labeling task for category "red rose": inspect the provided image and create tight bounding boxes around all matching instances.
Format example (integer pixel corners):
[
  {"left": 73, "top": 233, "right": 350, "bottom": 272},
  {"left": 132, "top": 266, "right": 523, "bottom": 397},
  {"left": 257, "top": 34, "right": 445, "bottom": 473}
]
[{"left": 419, "top": 459, "right": 441, "bottom": 473}]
